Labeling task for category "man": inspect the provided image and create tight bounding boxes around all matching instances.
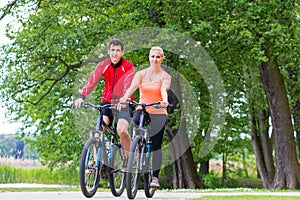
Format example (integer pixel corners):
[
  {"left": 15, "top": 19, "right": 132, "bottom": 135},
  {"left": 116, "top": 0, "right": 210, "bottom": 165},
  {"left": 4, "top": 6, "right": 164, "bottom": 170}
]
[{"left": 74, "top": 39, "right": 134, "bottom": 167}]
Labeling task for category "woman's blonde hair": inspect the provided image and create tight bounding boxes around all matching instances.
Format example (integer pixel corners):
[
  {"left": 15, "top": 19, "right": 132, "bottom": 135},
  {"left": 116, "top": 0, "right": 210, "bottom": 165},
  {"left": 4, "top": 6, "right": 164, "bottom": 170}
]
[{"left": 150, "top": 46, "right": 164, "bottom": 57}]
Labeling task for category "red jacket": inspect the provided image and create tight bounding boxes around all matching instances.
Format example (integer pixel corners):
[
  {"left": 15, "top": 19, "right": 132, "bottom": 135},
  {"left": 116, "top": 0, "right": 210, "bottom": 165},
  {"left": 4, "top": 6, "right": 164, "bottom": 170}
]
[{"left": 80, "top": 58, "right": 134, "bottom": 103}]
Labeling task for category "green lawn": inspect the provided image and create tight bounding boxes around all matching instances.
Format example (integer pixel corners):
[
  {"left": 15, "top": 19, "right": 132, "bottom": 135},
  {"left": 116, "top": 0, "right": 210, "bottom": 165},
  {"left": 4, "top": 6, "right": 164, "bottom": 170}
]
[{"left": 196, "top": 196, "right": 299, "bottom": 200}]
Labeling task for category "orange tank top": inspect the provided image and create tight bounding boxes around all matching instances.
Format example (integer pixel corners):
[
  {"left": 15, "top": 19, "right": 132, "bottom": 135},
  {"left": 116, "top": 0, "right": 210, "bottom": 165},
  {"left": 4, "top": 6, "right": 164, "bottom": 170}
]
[{"left": 138, "top": 68, "right": 171, "bottom": 114}]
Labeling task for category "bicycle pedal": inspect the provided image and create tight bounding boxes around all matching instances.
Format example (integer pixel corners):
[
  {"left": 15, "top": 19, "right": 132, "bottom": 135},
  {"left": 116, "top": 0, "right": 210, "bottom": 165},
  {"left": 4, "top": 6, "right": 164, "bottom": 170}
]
[{"left": 111, "top": 168, "right": 120, "bottom": 173}]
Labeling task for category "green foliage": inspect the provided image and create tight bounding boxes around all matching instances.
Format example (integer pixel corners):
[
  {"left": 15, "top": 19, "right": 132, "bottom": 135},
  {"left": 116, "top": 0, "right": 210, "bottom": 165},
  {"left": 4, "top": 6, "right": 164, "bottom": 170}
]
[
  {"left": 0, "top": 1, "right": 299, "bottom": 184},
  {"left": 0, "top": 134, "right": 17, "bottom": 157},
  {"left": 0, "top": 134, "right": 37, "bottom": 159},
  {"left": 0, "top": 165, "right": 78, "bottom": 185},
  {"left": 203, "top": 173, "right": 222, "bottom": 189}
]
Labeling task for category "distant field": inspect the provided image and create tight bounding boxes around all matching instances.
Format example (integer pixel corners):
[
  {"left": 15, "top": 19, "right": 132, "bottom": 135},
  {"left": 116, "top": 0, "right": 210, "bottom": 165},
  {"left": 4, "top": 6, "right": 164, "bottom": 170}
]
[{"left": 0, "top": 157, "right": 43, "bottom": 168}]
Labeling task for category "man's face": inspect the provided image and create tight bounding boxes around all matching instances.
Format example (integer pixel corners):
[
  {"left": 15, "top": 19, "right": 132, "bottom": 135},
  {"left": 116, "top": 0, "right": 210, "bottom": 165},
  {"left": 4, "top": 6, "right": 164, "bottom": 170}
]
[{"left": 108, "top": 44, "right": 124, "bottom": 64}]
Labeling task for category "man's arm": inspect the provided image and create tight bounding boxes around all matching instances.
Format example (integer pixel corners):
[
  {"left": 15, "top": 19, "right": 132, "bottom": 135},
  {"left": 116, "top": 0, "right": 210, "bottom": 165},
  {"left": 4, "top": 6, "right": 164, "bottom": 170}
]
[
  {"left": 80, "top": 62, "right": 107, "bottom": 98},
  {"left": 74, "top": 60, "right": 107, "bottom": 108}
]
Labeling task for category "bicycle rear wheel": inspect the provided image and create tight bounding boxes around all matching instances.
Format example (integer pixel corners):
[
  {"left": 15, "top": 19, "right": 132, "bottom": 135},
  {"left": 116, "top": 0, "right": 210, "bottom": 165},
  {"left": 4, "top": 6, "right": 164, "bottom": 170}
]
[
  {"left": 108, "top": 143, "right": 126, "bottom": 196},
  {"left": 79, "top": 136, "right": 102, "bottom": 198},
  {"left": 126, "top": 136, "right": 142, "bottom": 199}
]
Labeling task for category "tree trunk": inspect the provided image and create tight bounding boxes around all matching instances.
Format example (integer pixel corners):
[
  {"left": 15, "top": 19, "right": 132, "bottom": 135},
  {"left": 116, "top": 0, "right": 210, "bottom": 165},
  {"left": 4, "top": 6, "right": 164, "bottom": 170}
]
[
  {"left": 200, "top": 160, "right": 209, "bottom": 175},
  {"left": 245, "top": 68, "right": 274, "bottom": 189},
  {"left": 242, "top": 149, "right": 249, "bottom": 178},
  {"left": 259, "top": 55, "right": 300, "bottom": 189},
  {"left": 167, "top": 119, "right": 204, "bottom": 189},
  {"left": 166, "top": 73, "right": 204, "bottom": 189},
  {"left": 286, "top": 67, "right": 300, "bottom": 158},
  {"left": 221, "top": 152, "right": 227, "bottom": 186},
  {"left": 294, "top": 104, "right": 300, "bottom": 158}
]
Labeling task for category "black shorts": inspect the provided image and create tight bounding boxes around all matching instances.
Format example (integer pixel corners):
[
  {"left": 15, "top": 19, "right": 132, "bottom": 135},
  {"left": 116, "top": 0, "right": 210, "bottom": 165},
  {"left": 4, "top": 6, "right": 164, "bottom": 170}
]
[{"left": 100, "top": 102, "right": 133, "bottom": 125}]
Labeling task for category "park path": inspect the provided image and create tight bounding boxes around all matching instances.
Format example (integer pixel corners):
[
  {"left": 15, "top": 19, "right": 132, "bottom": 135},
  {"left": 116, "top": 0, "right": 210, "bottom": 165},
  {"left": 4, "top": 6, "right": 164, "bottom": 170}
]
[
  {"left": 1, "top": 184, "right": 300, "bottom": 199},
  {"left": 1, "top": 191, "right": 300, "bottom": 200}
]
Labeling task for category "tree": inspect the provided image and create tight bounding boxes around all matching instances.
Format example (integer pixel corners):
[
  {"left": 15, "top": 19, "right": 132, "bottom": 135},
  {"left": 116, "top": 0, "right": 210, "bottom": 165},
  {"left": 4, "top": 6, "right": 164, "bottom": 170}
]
[
  {"left": 191, "top": 1, "right": 300, "bottom": 189},
  {"left": 1, "top": 0, "right": 300, "bottom": 190}
]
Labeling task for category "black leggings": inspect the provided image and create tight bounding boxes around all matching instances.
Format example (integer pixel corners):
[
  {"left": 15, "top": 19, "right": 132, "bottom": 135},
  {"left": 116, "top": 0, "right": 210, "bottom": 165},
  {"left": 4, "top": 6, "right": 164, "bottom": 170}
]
[
  {"left": 133, "top": 110, "right": 167, "bottom": 178},
  {"left": 151, "top": 123, "right": 165, "bottom": 178}
]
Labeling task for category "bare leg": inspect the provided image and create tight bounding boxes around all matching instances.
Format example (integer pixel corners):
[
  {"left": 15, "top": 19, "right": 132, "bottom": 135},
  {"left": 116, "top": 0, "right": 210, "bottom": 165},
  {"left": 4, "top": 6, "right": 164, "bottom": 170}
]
[
  {"left": 117, "top": 119, "right": 131, "bottom": 157},
  {"left": 102, "top": 115, "right": 111, "bottom": 131}
]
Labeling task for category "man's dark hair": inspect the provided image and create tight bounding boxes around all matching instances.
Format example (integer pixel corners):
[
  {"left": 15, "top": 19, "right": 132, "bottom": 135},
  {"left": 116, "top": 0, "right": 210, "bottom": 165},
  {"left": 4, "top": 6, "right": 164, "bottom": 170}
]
[{"left": 109, "top": 39, "right": 124, "bottom": 51}]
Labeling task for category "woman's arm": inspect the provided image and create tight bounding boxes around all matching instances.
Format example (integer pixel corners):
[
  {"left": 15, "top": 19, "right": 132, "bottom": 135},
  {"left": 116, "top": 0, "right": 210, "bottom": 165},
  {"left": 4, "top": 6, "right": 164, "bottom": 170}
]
[
  {"left": 160, "top": 73, "right": 171, "bottom": 105},
  {"left": 122, "top": 70, "right": 142, "bottom": 99}
]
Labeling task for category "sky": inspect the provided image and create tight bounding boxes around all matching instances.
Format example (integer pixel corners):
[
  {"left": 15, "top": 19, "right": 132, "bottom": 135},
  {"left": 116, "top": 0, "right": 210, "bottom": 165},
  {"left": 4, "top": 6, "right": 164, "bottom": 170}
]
[{"left": 0, "top": 1, "right": 22, "bottom": 134}]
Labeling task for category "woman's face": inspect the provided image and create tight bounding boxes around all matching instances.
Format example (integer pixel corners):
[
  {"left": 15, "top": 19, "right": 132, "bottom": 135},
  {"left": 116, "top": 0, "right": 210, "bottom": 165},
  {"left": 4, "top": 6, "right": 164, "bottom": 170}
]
[{"left": 149, "top": 50, "right": 164, "bottom": 66}]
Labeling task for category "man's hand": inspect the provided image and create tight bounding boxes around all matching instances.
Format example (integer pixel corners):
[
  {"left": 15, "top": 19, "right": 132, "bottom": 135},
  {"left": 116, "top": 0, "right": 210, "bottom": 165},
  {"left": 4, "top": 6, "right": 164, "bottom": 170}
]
[
  {"left": 74, "top": 98, "right": 84, "bottom": 108},
  {"left": 117, "top": 97, "right": 128, "bottom": 111}
]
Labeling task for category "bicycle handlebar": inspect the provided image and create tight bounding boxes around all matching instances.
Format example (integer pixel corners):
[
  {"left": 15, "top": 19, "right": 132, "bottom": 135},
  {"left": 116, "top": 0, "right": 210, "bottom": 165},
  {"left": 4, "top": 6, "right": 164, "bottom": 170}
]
[
  {"left": 82, "top": 102, "right": 118, "bottom": 110},
  {"left": 120, "top": 99, "right": 173, "bottom": 108}
]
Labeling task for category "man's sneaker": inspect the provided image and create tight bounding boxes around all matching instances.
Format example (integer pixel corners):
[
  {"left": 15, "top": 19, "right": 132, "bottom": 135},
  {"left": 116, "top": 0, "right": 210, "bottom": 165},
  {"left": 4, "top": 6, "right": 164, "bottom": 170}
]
[
  {"left": 150, "top": 177, "right": 160, "bottom": 187},
  {"left": 120, "top": 158, "right": 128, "bottom": 172},
  {"left": 88, "top": 162, "right": 96, "bottom": 173}
]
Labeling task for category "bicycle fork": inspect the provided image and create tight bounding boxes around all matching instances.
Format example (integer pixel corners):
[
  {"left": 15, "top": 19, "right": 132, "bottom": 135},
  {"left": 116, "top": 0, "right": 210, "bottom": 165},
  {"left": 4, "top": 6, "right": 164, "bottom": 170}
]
[{"left": 138, "top": 140, "right": 151, "bottom": 171}]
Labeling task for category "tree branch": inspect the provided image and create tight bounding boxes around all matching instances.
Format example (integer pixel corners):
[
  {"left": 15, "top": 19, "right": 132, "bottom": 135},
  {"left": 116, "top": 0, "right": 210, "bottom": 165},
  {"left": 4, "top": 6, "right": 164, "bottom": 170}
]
[{"left": 0, "top": 0, "right": 17, "bottom": 21}]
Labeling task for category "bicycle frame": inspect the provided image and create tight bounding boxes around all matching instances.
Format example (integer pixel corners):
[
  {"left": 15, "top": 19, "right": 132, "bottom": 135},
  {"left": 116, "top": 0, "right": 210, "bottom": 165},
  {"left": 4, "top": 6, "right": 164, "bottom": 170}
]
[
  {"left": 88, "top": 105, "right": 118, "bottom": 170},
  {"left": 134, "top": 105, "right": 151, "bottom": 171}
]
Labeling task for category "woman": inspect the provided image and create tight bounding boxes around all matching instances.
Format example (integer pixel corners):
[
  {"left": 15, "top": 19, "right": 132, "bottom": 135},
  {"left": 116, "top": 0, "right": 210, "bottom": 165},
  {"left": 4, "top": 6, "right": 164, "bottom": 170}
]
[{"left": 120, "top": 46, "right": 171, "bottom": 187}]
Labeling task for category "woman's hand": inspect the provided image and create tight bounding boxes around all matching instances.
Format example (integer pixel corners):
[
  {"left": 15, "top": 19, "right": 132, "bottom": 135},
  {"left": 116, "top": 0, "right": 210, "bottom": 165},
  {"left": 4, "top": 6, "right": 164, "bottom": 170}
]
[{"left": 159, "top": 101, "right": 169, "bottom": 108}]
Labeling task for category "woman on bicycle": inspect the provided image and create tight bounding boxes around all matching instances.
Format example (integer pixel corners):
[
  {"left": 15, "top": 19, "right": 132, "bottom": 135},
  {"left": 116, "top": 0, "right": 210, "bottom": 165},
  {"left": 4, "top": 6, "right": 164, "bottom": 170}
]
[{"left": 120, "top": 46, "right": 171, "bottom": 187}]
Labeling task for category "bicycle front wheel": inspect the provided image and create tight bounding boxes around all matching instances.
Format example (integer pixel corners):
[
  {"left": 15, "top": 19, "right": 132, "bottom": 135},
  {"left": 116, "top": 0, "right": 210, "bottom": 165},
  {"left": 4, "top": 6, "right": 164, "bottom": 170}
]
[
  {"left": 108, "top": 144, "right": 126, "bottom": 196},
  {"left": 79, "top": 136, "right": 102, "bottom": 198},
  {"left": 143, "top": 144, "right": 156, "bottom": 198},
  {"left": 126, "top": 136, "right": 142, "bottom": 199}
]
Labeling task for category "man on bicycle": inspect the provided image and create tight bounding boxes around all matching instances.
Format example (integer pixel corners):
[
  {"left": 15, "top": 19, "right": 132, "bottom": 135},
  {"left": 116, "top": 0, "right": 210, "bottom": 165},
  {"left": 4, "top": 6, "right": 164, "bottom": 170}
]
[{"left": 74, "top": 39, "right": 134, "bottom": 168}]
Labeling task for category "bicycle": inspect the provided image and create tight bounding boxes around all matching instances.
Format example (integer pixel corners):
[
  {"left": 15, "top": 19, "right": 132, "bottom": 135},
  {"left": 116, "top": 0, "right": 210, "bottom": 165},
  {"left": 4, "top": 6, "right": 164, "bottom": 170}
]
[
  {"left": 123, "top": 99, "right": 169, "bottom": 199},
  {"left": 79, "top": 102, "right": 126, "bottom": 198}
]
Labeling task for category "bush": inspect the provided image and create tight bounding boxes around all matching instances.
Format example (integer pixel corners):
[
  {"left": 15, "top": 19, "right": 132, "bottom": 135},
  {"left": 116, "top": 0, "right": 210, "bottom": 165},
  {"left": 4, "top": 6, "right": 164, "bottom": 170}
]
[
  {"left": 203, "top": 173, "right": 222, "bottom": 189},
  {"left": 224, "top": 178, "right": 245, "bottom": 188}
]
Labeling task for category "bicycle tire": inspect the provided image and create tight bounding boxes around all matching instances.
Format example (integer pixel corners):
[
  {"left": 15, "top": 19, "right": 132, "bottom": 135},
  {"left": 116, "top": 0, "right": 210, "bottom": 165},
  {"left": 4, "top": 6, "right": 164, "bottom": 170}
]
[
  {"left": 79, "top": 136, "right": 102, "bottom": 198},
  {"left": 143, "top": 144, "right": 156, "bottom": 198},
  {"left": 126, "top": 136, "right": 142, "bottom": 199},
  {"left": 108, "top": 144, "right": 126, "bottom": 196}
]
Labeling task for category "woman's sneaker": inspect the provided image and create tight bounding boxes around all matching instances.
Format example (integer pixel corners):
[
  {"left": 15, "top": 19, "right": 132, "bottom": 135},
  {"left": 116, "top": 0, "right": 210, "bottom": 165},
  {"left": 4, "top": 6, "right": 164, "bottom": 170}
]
[
  {"left": 150, "top": 177, "right": 159, "bottom": 187},
  {"left": 120, "top": 158, "right": 128, "bottom": 172}
]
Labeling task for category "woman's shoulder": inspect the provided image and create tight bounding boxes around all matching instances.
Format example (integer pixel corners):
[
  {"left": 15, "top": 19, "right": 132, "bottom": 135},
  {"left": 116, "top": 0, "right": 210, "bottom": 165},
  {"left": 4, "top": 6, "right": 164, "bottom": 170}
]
[
  {"left": 136, "top": 68, "right": 148, "bottom": 76},
  {"left": 162, "top": 69, "right": 171, "bottom": 78}
]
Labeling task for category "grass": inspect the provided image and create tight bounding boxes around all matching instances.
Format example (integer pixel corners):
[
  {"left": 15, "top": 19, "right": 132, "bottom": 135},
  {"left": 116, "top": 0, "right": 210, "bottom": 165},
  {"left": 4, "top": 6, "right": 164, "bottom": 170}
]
[
  {"left": 0, "top": 186, "right": 112, "bottom": 192},
  {"left": 0, "top": 164, "right": 79, "bottom": 185},
  {"left": 195, "top": 196, "right": 300, "bottom": 200}
]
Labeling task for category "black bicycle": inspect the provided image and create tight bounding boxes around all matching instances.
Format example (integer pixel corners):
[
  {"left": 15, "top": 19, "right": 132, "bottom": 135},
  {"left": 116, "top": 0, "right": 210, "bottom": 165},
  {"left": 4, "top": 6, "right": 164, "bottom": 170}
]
[
  {"left": 123, "top": 99, "right": 167, "bottom": 199},
  {"left": 79, "top": 102, "right": 126, "bottom": 198}
]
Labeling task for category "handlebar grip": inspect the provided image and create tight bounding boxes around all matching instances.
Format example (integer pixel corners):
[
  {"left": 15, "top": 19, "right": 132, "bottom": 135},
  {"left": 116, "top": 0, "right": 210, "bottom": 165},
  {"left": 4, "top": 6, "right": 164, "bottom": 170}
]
[{"left": 81, "top": 102, "right": 88, "bottom": 108}]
